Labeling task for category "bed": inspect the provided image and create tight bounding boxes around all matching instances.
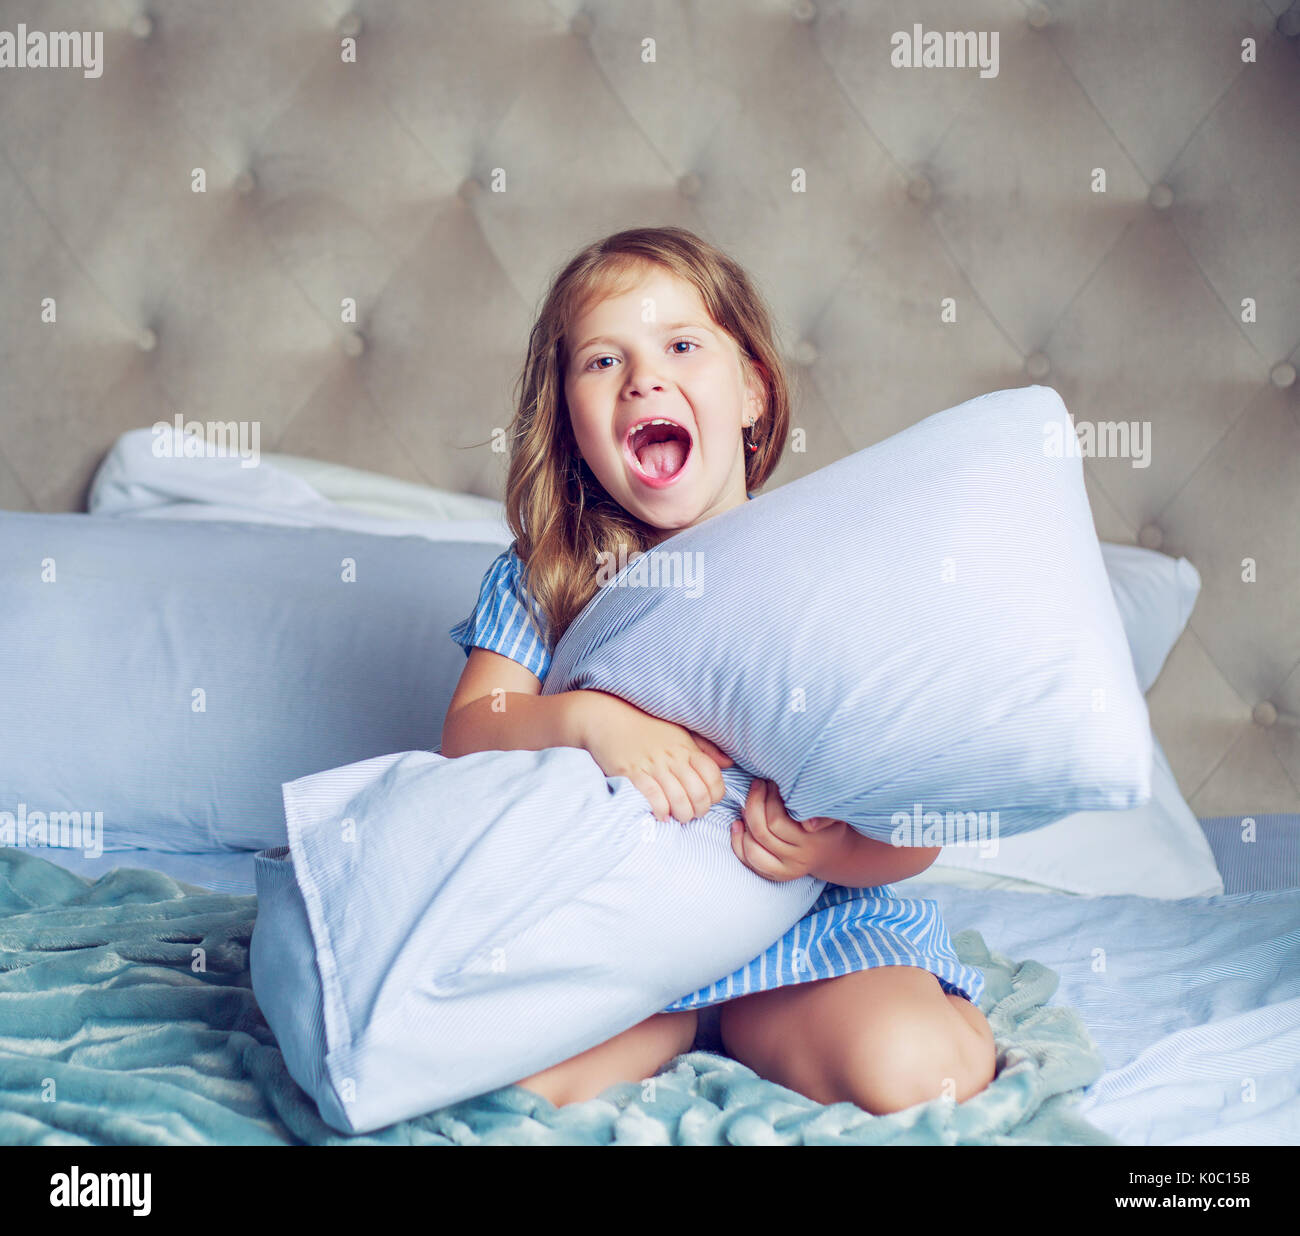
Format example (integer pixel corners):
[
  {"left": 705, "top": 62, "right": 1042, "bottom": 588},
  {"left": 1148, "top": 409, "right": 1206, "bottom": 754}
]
[
  {"left": 4, "top": 809, "right": 1292, "bottom": 1147},
  {"left": 1, "top": 440, "right": 1296, "bottom": 1147}
]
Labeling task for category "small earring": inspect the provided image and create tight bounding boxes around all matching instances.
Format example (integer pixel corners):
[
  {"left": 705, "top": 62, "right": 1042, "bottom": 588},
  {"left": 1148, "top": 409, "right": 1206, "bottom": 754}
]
[{"left": 744, "top": 419, "right": 758, "bottom": 453}]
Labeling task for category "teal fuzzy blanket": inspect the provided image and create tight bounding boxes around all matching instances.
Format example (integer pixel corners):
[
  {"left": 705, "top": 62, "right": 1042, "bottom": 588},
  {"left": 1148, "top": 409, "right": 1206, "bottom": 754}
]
[{"left": 0, "top": 848, "right": 1117, "bottom": 1145}]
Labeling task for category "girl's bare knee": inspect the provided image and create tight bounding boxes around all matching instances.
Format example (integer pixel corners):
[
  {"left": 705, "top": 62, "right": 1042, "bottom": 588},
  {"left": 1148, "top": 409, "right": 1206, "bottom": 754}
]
[
  {"left": 956, "top": 1014, "right": 998, "bottom": 1101},
  {"left": 839, "top": 1007, "right": 995, "bottom": 1114},
  {"left": 945, "top": 994, "right": 997, "bottom": 1099},
  {"left": 836, "top": 1035, "right": 936, "bottom": 1114}
]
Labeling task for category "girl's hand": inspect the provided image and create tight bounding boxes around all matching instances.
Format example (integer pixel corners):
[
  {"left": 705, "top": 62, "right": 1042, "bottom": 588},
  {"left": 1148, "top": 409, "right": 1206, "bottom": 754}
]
[
  {"left": 731, "top": 778, "right": 847, "bottom": 882},
  {"left": 574, "top": 689, "right": 733, "bottom": 824}
]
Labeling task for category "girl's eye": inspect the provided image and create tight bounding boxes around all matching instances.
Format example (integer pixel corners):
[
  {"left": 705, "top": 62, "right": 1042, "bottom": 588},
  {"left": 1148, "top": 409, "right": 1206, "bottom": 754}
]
[{"left": 585, "top": 339, "right": 699, "bottom": 371}]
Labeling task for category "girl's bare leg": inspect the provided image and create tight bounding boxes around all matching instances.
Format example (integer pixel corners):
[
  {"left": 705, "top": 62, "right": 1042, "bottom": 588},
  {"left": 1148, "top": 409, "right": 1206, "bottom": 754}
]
[
  {"left": 512, "top": 1009, "right": 699, "bottom": 1107},
  {"left": 717, "top": 966, "right": 996, "bottom": 1114}
]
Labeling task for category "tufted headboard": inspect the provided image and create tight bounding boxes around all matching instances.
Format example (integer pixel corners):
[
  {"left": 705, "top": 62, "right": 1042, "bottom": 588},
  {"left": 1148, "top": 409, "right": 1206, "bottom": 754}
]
[{"left": 0, "top": 0, "right": 1296, "bottom": 816}]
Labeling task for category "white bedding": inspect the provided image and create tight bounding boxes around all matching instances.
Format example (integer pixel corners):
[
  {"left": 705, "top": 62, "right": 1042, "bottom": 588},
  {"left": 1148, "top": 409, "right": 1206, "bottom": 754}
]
[{"left": 905, "top": 875, "right": 1300, "bottom": 1147}]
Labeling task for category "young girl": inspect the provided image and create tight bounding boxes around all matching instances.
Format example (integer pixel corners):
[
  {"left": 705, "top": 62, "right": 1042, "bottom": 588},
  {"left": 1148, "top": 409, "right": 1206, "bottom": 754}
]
[{"left": 441, "top": 226, "right": 997, "bottom": 1116}]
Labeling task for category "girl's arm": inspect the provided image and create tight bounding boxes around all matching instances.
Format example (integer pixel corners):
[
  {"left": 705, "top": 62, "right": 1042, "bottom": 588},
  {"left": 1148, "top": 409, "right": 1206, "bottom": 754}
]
[
  {"left": 811, "top": 829, "right": 941, "bottom": 886},
  {"left": 440, "top": 647, "right": 590, "bottom": 756},
  {"left": 440, "top": 647, "right": 732, "bottom": 824}
]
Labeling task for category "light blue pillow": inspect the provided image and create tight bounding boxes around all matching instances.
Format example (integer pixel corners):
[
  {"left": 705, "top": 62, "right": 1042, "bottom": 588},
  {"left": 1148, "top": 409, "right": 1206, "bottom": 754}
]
[
  {"left": 0, "top": 512, "right": 503, "bottom": 851},
  {"left": 544, "top": 384, "right": 1152, "bottom": 836},
  {"left": 251, "top": 747, "right": 820, "bottom": 1132}
]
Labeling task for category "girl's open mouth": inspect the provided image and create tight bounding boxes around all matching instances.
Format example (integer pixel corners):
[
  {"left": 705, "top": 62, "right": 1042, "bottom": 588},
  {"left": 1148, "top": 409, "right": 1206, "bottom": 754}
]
[{"left": 624, "top": 418, "right": 693, "bottom": 488}]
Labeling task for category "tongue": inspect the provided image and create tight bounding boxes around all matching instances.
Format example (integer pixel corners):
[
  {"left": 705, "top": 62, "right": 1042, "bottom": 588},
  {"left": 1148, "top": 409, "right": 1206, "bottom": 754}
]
[{"left": 637, "top": 439, "right": 687, "bottom": 478}]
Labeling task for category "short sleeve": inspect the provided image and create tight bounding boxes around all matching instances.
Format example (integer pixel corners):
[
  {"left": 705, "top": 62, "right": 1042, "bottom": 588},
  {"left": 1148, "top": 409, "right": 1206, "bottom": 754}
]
[{"left": 448, "top": 546, "right": 553, "bottom": 681}]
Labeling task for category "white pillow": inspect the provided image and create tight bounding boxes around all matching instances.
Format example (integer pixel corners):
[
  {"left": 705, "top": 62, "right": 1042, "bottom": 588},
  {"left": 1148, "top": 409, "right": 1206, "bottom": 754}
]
[
  {"left": 923, "top": 544, "right": 1223, "bottom": 899},
  {"left": 1098, "top": 542, "right": 1202, "bottom": 693},
  {"left": 928, "top": 734, "right": 1221, "bottom": 898}
]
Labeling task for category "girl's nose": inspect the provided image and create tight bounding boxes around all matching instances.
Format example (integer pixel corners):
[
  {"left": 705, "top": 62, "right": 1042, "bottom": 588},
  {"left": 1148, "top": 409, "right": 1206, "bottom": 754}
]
[{"left": 625, "top": 372, "right": 667, "bottom": 398}]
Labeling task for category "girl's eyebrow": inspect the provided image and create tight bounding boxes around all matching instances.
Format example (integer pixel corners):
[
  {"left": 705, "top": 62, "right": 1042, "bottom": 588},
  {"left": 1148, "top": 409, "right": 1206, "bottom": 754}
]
[{"left": 572, "top": 322, "right": 716, "bottom": 357}]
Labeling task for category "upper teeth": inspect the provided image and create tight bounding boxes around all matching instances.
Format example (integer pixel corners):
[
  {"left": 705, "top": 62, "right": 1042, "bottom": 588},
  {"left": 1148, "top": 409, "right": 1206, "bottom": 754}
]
[{"left": 633, "top": 419, "right": 677, "bottom": 434}]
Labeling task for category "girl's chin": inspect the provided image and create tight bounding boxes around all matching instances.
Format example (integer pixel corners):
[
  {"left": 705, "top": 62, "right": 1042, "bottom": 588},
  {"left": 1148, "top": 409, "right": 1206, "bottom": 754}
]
[
  {"left": 624, "top": 472, "right": 693, "bottom": 507},
  {"left": 633, "top": 494, "right": 699, "bottom": 533}
]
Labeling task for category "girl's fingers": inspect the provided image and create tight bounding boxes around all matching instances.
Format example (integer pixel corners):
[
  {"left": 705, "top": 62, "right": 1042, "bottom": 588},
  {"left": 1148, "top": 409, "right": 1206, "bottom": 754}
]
[
  {"left": 743, "top": 783, "right": 774, "bottom": 852},
  {"left": 732, "top": 819, "right": 782, "bottom": 881},
  {"left": 686, "top": 748, "right": 726, "bottom": 806},
  {"left": 659, "top": 772, "right": 696, "bottom": 826},
  {"left": 672, "top": 759, "right": 715, "bottom": 822},
  {"left": 634, "top": 773, "right": 671, "bottom": 823},
  {"left": 763, "top": 780, "right": 803, "bottom": 848},
  {"left": 690, "top": 733, "right": 734, "bottom": 769},
  {"left": 731, "top": 817, "right": 751, "bottom": 866},
  {"left": 744, "top": 778, "right": 792, "bottom": 853}
]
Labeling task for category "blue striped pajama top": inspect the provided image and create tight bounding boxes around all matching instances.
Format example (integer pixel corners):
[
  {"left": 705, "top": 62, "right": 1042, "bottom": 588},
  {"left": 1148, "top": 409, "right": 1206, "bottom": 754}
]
[{"left": 448, "top": 542, "right": 987, "bottom": 1026}]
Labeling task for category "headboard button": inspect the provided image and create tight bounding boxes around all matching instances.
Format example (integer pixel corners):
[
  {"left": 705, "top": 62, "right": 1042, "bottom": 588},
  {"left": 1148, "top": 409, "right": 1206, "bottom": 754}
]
[
  {"left": 1148, "top": 184, "right": 1174, "bottom": 210},
  {"left": 136, "top": 327, "right": 157, "bottom": 352},
  {"left": 234, "top": 171, "right": 255, "bottom": 196},
  {"left": 1138, "top": 523, "right": 1163, "bottom": 550},
  {"left": 342, "top": 330, "right": 366, "bottom": 358},
  {"left": 1025, "top": 352, "right": 1050, "bottom": 380},
  {"left": 130, "top": 14, "right": 153, "bottom": 39},
  {"left": 337, "top": 12, "right": 362, "bottom": 37},
  {"left": 907, "top": 174, "right": 932, "bottom": 205},
  {"left": 1270, "top": 362, "right": 1296, "bottom": 388},
  {"left": 1253, "top": 701, "right": 1278, "bottom": 728},
  {"left": 678, "top": 172, "right": 702, "bottom": 198}
]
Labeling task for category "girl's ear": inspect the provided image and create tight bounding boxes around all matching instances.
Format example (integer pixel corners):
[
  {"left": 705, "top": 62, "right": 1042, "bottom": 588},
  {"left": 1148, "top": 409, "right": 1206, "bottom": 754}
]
[{"left": 740, "top": 354, "right": 766, "bottom": 418}]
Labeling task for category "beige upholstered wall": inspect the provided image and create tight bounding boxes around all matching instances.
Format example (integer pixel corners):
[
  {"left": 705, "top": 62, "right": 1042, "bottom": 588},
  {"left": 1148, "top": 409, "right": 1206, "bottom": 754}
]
[{"left": 0, "top": 0, "right": 1297, "bottom": 815}]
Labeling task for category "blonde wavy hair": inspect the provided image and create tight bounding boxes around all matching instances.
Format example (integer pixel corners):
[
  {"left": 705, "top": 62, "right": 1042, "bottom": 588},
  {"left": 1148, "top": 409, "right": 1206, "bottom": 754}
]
[{"left": 504, "top": 226, "right": 792, "bottom": 646}]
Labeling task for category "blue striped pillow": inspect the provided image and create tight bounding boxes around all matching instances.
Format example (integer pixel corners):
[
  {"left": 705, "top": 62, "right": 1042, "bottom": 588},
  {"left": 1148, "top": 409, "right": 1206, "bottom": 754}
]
[{"left": 543, "top": 385, "right": 1151, "bottom": 840}]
